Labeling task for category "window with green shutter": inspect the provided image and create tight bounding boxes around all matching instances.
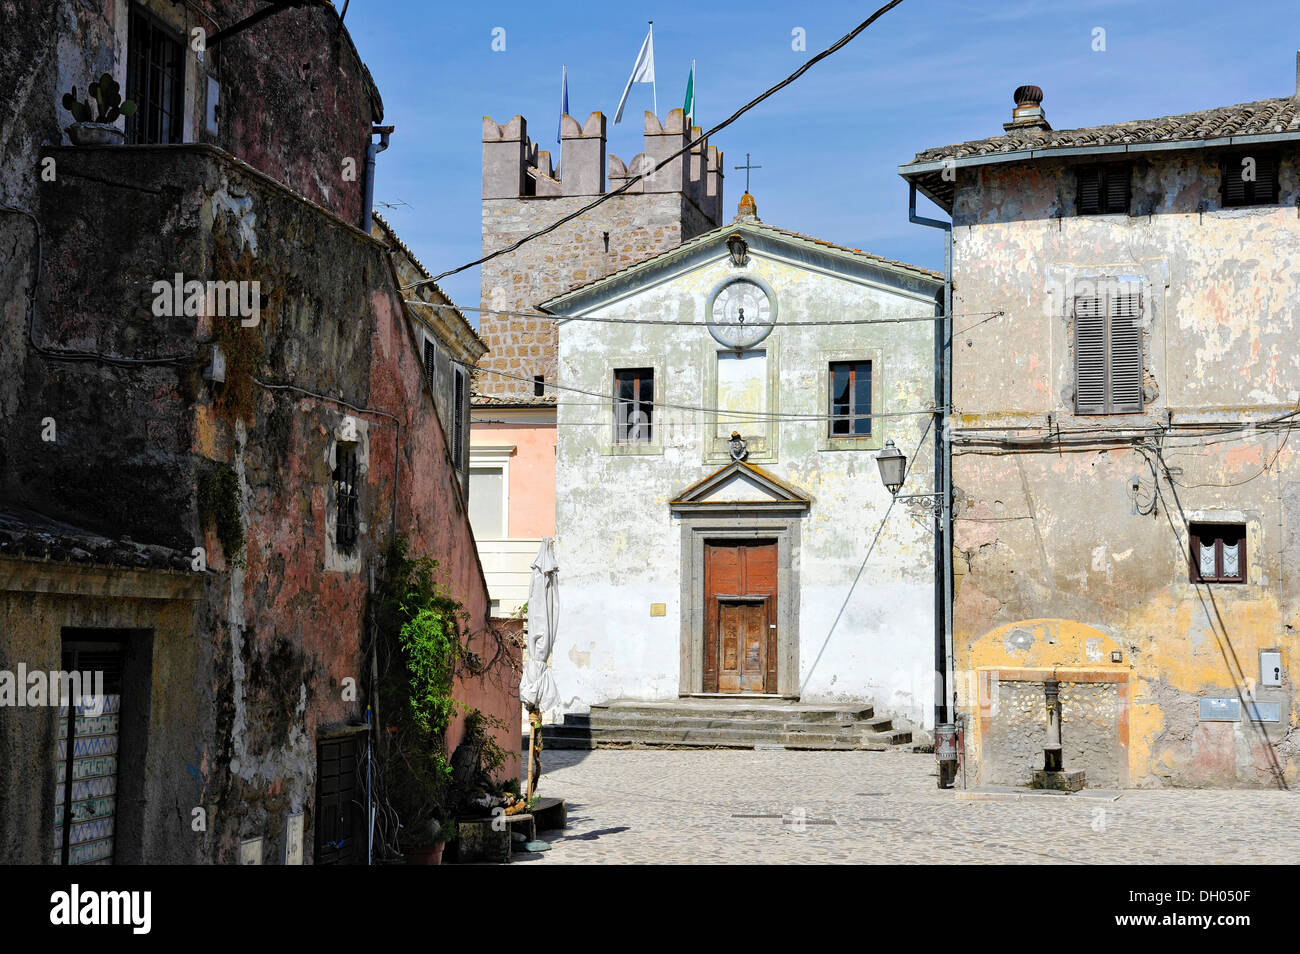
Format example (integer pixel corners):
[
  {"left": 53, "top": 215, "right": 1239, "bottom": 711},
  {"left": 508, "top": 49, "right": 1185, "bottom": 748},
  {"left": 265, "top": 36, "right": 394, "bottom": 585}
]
[{"left": 1073, "top": 289, "right": 1144, "bottom": 415}]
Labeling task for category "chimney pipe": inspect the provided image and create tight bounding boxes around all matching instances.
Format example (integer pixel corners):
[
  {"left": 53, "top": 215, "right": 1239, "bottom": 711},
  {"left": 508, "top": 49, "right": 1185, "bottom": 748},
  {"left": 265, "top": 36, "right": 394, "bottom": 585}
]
[{"left": 1004, "top": 85, "right": 1051, "bottom": 133}]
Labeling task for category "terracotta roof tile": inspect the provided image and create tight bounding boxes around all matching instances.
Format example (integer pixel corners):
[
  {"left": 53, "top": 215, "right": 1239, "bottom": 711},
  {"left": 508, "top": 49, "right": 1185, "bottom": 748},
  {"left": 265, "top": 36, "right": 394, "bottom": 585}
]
[{"left": 907, "top": 97, "right": 1299, "bottom": 165}]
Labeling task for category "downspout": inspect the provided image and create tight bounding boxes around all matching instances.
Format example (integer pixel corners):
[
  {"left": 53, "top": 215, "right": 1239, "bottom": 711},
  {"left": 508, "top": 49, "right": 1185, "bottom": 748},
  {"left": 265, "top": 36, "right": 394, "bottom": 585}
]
[
  {"left": 361, "top": 125, "right": 394, "bottom": 233},
  {"left": 909, "top": 182, "right": 954, "bottom": 749}
]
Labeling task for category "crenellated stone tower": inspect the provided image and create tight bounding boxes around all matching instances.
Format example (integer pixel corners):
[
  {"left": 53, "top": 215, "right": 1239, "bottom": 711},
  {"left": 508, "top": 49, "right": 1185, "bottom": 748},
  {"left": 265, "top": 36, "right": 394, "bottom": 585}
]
[{"left": 478, "top": 108, "right": 724, "bottom": 401}]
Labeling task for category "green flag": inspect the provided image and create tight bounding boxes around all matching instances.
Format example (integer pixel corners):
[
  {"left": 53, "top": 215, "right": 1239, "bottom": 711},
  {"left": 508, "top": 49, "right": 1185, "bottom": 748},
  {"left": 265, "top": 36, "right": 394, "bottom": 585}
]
[{"left": 684, "top": 60, "right": 695, "bottom": 125}]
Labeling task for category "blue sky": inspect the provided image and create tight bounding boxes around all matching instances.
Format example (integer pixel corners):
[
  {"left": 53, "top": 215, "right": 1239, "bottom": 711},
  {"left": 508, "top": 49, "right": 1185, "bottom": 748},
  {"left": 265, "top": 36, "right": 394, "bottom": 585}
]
[{"left": 344, "top": 0, "right": 1300, "bottom": 312}]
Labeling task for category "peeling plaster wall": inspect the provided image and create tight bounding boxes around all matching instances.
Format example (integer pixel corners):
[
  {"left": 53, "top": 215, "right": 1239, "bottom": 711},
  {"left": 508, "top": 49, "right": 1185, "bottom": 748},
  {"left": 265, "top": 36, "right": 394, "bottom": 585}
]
[
  {"left": 3, "top": 143, "right": 502, "bottom": 862},
  {"left": 949, "top": 149, "right": 1300, "bottom": 788},
  {"left": 555, "top": 238, "right": 942, "bottom": 727}
]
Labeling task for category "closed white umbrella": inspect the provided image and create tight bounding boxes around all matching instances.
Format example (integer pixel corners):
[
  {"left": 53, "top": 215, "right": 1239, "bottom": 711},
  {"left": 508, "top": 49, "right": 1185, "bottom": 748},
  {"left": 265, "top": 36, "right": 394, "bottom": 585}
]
[{"left": 521, "top": 538, "right": 559, "bottom": 800}]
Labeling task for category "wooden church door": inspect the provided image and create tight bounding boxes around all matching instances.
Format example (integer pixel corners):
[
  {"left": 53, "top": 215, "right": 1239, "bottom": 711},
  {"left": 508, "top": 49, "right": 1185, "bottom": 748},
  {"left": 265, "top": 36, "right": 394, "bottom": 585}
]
[{"left": 703, "top": 541, "right": 777, "bottom": 693}]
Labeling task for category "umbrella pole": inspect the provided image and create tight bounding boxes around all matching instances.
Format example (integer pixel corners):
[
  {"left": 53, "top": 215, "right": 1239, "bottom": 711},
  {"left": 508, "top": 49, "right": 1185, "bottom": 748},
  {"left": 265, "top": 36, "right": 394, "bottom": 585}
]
[{"left": 526, "top": 708, "right": 542, "bottom": 803}]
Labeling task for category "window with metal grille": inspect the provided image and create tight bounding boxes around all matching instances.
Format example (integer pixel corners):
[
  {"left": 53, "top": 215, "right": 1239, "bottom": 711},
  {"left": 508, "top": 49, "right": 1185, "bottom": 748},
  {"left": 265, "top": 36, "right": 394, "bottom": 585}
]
[
  {"left": 53, "top": 636, "right": 126, "bottom": 865},
  {"left": 1190, "top": 523, "right": 1246, "bottom": 583},
  {"left": 1077, "top": 164, "right": 1130, "bottom": 215},
  {"left": 614, "top": 368, "right": 654, "bottom": 443},
  {"left": 1073, "top": 289, "right": 1144, "bottom": 414},
  {"left": 333, "top": 444, "right": 359, "bottom": 552},
  {"left": 829, "top": 360, "right": 872, "bottom": 437},
  {"left": 452, "top": 367, "right": 467, "bottom": 470},
  {"left": 533, "top": 375, "right": 545, "bottom": 397},
  {"left": 126, "top": 4, "right": 185, "bottom": 145},
  {"left": 1222, "top": 152, "right": 1279, "bottom": 207}
]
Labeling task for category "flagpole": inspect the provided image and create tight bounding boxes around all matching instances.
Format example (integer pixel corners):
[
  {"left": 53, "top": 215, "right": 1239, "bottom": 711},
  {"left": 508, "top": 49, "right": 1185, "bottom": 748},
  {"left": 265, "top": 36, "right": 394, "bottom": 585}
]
[
  {"left": 692, "top": 58, "right": 696, "bottom": 125},
  {"left": 650, "top": 21, "right": 657, "bottom": 117}
]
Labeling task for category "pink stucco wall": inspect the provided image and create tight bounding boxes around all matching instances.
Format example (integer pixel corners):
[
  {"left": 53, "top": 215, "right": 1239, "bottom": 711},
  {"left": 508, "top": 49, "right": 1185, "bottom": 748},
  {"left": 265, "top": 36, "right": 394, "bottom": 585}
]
[{"left": 474, "top": 420, "right": 556, "bottom": 538}]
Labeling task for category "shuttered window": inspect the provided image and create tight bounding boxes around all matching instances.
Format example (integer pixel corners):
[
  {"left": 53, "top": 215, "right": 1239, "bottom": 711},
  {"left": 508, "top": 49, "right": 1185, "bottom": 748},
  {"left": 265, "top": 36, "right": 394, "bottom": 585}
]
[
  {"left": 1074, "top": 289, "right": 1144, "bottom": 414},
  {"left": 1222, "top": 153, "right": 1279, "bottom": 207},
  {"left": 1077, "top": 164, "right": 1130, "bottom": 215},
  {"left": 452, "top": 367, "right": 467, "bottom": 470},
  {"left": 423, "top": 338, "right": 437, "bottom": 394}
]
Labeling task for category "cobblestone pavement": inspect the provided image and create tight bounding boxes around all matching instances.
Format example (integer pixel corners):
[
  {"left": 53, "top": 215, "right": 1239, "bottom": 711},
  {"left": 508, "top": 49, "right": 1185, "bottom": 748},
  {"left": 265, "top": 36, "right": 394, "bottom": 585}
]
[{"left": 514, "top": 749, "right": 1299, "bottom": 864}]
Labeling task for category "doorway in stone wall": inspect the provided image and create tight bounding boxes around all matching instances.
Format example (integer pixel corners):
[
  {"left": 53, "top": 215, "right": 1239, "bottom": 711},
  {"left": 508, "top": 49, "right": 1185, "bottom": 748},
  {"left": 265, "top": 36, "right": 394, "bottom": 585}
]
[{"left": 703, "top": 541, "right": 777, "bottom": 693}]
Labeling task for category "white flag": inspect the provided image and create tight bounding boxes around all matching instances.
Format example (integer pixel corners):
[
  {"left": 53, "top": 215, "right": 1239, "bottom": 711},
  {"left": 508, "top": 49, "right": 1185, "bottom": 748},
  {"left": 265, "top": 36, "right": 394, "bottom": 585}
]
[{"left": 614, "top": 25, "right": 656, "bottom": 124}]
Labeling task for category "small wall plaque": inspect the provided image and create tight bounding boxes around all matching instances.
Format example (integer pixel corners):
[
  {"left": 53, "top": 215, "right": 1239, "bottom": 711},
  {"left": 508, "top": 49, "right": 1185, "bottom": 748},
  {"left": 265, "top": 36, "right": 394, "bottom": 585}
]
[
  {"left": 1245, "top": 701, "right": 1280, "bottom": 723},
  {"left": 1198, "top": 698, "right": 1240, "bottom": 721},
  {"left": 650, "top": 603, "right": 666, "bottom": 617}
]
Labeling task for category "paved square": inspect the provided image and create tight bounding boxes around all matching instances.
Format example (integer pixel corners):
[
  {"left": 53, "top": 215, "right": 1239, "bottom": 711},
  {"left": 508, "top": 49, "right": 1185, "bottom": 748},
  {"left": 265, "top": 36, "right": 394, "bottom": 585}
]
[{"left": 515, "top": 749, "right": 1299, "bottom": 864}]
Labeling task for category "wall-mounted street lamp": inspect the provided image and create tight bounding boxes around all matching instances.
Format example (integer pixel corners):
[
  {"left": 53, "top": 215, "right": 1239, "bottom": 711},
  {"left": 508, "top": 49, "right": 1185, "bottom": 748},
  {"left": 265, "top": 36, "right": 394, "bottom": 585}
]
[
  {"left": 875, "top": 439, "right": 943, "bottom": 511},
  {"left": 875, "top": 439, "right": 906, "bottom": 494}
]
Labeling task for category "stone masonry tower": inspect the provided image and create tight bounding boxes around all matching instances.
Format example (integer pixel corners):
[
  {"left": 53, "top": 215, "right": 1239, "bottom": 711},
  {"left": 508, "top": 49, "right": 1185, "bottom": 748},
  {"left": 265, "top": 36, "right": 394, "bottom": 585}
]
[{"left": 478, "top": 108, "right": 724, "bottom": 400}]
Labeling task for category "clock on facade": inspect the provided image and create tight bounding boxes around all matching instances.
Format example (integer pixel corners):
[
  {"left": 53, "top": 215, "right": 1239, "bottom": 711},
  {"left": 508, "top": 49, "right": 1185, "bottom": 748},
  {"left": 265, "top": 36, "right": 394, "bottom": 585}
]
[{"left": 706, "top": 276, "right": 777, "bottom": 350}]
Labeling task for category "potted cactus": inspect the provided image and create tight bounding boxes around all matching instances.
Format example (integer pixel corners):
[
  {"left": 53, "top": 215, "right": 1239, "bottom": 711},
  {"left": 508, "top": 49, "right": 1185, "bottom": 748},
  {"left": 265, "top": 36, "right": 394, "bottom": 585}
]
[{"left": 62, "top": 73, "right": 138, "bottom": 145}]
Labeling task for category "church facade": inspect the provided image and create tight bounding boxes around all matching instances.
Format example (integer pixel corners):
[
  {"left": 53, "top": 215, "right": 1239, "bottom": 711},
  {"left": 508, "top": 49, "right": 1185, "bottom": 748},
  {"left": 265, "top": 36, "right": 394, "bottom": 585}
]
[{"left": 544, "top": 197, "right": 945, "bottom": 730}]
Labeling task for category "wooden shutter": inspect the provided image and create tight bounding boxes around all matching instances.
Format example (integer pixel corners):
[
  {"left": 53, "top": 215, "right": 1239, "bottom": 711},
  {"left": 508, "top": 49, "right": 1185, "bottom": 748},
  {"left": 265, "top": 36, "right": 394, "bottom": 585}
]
[
  {"left": 1074, "top": 291, "right": 1144, "bottom": 414},
  {"left": 1074, "top": 295, "right": 1107, "bottom": 413},
  {"left": 452, "top": 368, "right": 466, "bottom": 468},
  {"left": 1104, "top": 166, "right": 1130, "bottom": 213},
  {"left": 1109, "top": 292, "right": 1144, "bottom": 412},
  {"left": 423, "top": 338, "right": 436, "bottom": 394},
  {"left": 1223, "top": 157, "right": 1248, "bottom": 206},
  {"left": 1077, "top": 167, "right": 1101, "bottom": 214},
  {"left": 1254, "top": 154, "right": 1278, "bottom": 204}
]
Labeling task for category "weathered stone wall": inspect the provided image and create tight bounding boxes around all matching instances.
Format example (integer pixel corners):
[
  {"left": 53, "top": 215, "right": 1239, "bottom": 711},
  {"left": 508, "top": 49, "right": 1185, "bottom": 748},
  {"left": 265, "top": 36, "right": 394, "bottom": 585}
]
[
  {"left": 0, "top": 0, "right": 378, "bottom": 222},
  {"left": 478, "top": 109, "right": 722, "bottom": 402},
  {"left": 3, "top": 143, "right": 501, "bottom": 862},
  {"left": 982, "top": 679, "right": 1123, "bottom": 788},
  {"left": 479, "top": 192, "right": 715, "bottom": 400},
  {"left": 950, "top": 147, "right": 1300, "bottom": 787}
]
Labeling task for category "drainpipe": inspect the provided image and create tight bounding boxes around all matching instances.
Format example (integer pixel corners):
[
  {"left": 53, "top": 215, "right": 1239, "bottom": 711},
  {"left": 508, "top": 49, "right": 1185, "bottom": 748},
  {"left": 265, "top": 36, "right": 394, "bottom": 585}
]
[
  {"left": 909, "top": 182, "right": 954, "bottom": 768},
  {"left": 361, "top": 125, "right": 394, "bottom": 233}
]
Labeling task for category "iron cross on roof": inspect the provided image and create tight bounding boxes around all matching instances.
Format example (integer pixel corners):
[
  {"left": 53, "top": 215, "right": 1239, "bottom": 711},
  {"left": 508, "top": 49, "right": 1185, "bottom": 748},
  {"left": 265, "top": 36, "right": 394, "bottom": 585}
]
[{"left": 734, "top": 152, "right": 761, "bottom": 192}]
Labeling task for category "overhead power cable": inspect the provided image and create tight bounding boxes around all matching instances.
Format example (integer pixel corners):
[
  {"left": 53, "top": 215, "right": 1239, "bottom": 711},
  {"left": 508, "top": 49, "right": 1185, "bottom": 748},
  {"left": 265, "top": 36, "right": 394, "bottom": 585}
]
[
  {"left": 466, "top": 367, "right": 938, "bottom": 424},
  {"left": 406, "top": 299, "right": 999, "bottom": 327},
  {"left": 403, "top": 0, "right": 907, "bottom": 289}
]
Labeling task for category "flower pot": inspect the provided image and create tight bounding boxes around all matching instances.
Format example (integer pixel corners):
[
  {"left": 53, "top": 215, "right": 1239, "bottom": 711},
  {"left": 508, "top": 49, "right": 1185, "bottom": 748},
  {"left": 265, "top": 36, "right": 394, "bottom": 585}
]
[
  {"left": 402, "top": 841, "right": 444, "bottom": 865},
  {"left": 65, "top": 122, "right": 125, "bottom": 146}
]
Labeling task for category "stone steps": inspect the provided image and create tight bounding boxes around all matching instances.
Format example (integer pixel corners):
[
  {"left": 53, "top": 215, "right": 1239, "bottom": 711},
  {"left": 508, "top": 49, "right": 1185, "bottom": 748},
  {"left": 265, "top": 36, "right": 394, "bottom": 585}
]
[{"left": 527, "top": 699, "right": 913, "bottom": 751}]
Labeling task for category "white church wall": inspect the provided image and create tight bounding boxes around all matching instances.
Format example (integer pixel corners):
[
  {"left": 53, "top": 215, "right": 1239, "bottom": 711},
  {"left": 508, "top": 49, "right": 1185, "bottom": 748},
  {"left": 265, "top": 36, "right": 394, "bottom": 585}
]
[{"left": 553, "top": 232, "right": 941, "bottom": 728}]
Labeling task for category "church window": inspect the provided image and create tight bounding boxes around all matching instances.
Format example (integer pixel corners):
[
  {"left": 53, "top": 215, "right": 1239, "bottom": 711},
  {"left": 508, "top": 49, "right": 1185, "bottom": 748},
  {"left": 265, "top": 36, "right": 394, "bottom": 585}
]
[
  {"left": 829, "top": 361, "right": 872, "bottom": 437},
  {"left": 613, "top": 368, "right": 654, "bottom": 443}
]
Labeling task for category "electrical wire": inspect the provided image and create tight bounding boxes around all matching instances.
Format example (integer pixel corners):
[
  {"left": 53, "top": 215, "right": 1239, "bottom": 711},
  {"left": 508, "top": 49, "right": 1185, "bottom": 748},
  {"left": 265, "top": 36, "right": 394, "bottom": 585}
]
[
  {"left": 799, "top": 414, "right": 935, "bottom": 697},
  {"left": 467, "top": 368, "right": 938, "bottom": 424},
  {"left": 404, "top": 0, "right": 907, "bottom": 288},
  {"left": 1139, "top": 439, "right": 1290, "bottom": 791},
  {"left": 2, "top": 204, "right": 190, "bottom": 367},
  {"left": 407, "top": 299, "right": 1002, "bottom": 328}
]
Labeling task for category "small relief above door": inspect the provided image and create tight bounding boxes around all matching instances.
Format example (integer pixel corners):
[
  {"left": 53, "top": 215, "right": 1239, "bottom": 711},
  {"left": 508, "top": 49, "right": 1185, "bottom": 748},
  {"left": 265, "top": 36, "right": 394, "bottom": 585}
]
[{"left": 717, "top": 598, "right": 768, "bottom": 693}]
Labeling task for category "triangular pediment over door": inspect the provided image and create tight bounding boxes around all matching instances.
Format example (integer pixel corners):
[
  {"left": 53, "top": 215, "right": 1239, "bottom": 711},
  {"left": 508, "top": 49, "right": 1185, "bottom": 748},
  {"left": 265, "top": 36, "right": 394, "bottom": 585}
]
[{"left": 669, "top": 461, "right": 811, "bottom": 517}]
